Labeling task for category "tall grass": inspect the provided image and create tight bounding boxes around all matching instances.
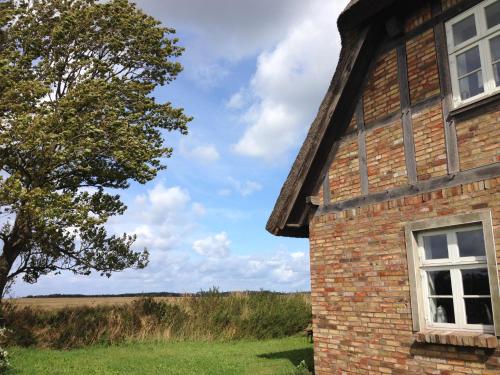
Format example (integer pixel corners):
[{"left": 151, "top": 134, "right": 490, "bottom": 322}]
[{"left": 3, "top": 290, "right": 311, "bottom": 349}]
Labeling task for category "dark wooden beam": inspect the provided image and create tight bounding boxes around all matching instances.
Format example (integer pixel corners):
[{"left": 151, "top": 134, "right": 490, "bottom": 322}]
[
  {"left": 356, "top": 100, "right": 369, "bottom": 195},
  {"left": 318, "top": 163, "right": 500, "bottom": 214},
  {"left": 397, "top": 43, "right": 418, "bottom": 184},
  {"left": 432, "top": 0, "right": 460, "bottom": 174},
  {"left": 381, "top": 0, "right": 484, "bottom": 53},
  {"left": 283, "top": 22, "right": 386, "bottom": 230},
  {"left": 364, "top": 94, "right": 441, "bottom": 130},
  {"left": 411, "top": 94, "right": 441, "bottom": 114},
  {"left": 322, "top": 174, "right": 331, "bottom": 207}
]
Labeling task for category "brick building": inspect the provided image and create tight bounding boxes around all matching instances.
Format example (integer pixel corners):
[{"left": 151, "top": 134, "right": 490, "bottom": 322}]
[{"left": 267, "top": 0, "right": 500, "bottom": 373}]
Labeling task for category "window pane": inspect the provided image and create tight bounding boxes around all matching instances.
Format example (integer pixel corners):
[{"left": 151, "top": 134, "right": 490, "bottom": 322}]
[
  {"left": 429, "top": 298, "right": 455, "bottom": 323},
  {"left": 462, "top": 268, "right": 491, "bottom": 295},
  {"left": 457, "top": 46, "right": 482, "bottom": 76},
  {"left": 459, "top": 71, "right": 484, "bottom": 100},
  {"left": 491, "top": 35, "right": 500, "bottom": 62},
  {"left": 423, "top": 234, "right": 448, "bottom": 260},
  {"left": 491, "top": 36, "right": 500, "bottom": 86},
  {"left": 465, "top": 298, "right": 493, "bottom": 325},
  {"left": 428, "top": 270, "right": 452, "bottom": 295},
  {"left": 453, "top": 14, "right": 477, "bottom": 45},
  {"left": 486, "top": 0, "right": 500, "bottom": 29},
  {"left": 457, "top": 229, "right": 485, "bottom": 257},
  {"left": 494, "top": 63, "right": 500, "bottom": 86}
]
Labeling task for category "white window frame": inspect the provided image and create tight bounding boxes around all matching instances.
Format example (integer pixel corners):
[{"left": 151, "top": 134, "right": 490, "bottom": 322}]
[
  {"left": 405, "top": 211, "right": 500, "bottom": 336},
  {"left": 446, "top": 0, "right": 500, "bottom": 108}
]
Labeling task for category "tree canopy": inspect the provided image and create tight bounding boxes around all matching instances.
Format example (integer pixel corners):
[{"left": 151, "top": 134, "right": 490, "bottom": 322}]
[{"left": 0, "top": 0, "right": 192, "bottom": 296}]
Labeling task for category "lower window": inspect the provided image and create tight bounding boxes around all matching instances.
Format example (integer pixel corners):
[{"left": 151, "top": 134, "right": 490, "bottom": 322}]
[{"left": 406, "top": 212, "right": 500, "bottom": 336}]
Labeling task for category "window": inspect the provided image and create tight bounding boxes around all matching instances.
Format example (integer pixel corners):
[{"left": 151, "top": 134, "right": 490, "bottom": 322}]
[
  {"left": 405, "top": 212, "right": 500, "bottom": 336},
  {"left": 446, "top": 0, "right": 500, "bottom": 107}
]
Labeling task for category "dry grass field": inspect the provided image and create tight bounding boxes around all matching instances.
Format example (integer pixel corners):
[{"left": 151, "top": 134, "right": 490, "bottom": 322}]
[
  {"left": 6, "top": 292, "right": 312, "bottom": 349},
  {"left": 10, "top": 292, "right": 311, "bottom": 311},
  {"left": 10, "top": 296, "right": 184, "bottom": 310}
]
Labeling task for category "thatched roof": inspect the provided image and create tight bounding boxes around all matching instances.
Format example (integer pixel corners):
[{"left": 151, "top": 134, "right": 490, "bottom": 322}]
[{"left": 266, "top": 0, "right": 399, "bottom": 238}]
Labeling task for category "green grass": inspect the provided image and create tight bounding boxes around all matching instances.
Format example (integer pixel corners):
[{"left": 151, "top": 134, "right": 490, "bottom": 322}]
[{"left": 7, "top": 336, "right": 314, "bottom": 375}]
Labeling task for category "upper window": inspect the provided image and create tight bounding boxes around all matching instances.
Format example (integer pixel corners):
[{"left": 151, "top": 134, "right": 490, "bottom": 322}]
[
  {"left": 446, "top": 0, "right": 500, "bottom": 107},
  {"left": 405, "top": 212, "right": 500, "bottom": 336}
]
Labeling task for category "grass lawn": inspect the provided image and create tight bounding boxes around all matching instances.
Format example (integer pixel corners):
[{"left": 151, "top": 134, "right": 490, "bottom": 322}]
[{"left": 7, "top": 336, "right": 314, "bottom": 375}]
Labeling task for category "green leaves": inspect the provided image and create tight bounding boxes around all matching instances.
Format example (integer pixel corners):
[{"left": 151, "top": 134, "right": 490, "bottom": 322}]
[{"left": 0, "top": 0, "right": 191, "bottom": 290}]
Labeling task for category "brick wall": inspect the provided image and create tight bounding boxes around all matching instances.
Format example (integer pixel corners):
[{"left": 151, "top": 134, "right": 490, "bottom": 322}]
[
  {"left": 306, "top": 1, "right": 500, "bottom": 374},
  {"left": 366, "top": 121, "right": 408, "bottom": 191},
  {"left": 456, "top": 104, "right": 500, "bottom": 171},
  {"left": 346, "top": 113, "right": 358, "bottom": 134},
  {"left": 309, "top": 178, "right": 500, "bottom": 375},
  {"left": 405, "top": 3, "right": 432, "bottom": 32},
  {"left": 406, "top": 28, "right": 441, "bottom": 105},
  {"left": 363, "top": 49, "right": 400, "bottom": 125},
  {"left": 328, "top": 138, "right": 361, "bottom": 203},
  {"left": 412, "top": 103, "right": 448, "bottom": 180}
]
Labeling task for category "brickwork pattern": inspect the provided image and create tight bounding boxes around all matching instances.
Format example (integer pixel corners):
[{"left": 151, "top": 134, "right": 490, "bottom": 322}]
[
  {"left": 366, "top": 121, "right": 408, "bottom": 191},
  {"left": 363, "top": 49, "right": 400, "bottom": 125},
  {"left": 310, "top": 178, "right": 500, "bottom": 374},
  {"left": 406, "top": 29, "right": 441, "bottom": 105},
  {"left": 306, "top": 1, "right": 500, "bottom": 373},
  {"left": 328, "top": 138, "right": 361, "bottom": 203},
  {"left": 404, "top": 3, "right": 432, "bottom": 32},
  {"left": 346, "top": 113, "right": 358, "bottom": 134},
  {"left": 316, "top": 184, "right": 324, "bottom": 207},
  {"left": 412, "top": 103, "right": 448, "bottom": 180},
  {"left": 456, "top": 104, "right": 500, "bottom": 171}
]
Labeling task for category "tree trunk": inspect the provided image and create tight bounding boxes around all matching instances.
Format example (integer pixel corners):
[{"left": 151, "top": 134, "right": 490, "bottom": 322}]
[
  {"left": 0, "top": 256, "right": 9, "bottom": 304},
  {"left": 0, "top": 212, "right": 28, "bottom": 304}
]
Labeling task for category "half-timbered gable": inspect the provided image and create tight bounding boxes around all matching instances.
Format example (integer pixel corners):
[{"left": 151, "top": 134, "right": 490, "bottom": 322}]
[{"left": 268, "top": 0, "right": 500, "bottom": 373}]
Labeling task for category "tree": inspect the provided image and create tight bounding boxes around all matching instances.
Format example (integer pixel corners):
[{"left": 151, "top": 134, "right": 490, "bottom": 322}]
[{"left": 0, "top": 0, "right": 192, "bottom": 298}]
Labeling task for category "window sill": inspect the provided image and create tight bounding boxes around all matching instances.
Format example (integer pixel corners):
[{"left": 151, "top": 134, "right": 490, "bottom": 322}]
[
  {"left": 448, "top": 91, "right": 500, "bottom": 120},
  {"left": 415, "top": 330, "right": 498, "bottom": 348}
]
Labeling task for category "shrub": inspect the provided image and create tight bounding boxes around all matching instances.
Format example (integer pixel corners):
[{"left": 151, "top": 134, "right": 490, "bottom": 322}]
[
  {"left": 0, "top": 328, "right": 10, "bottom": 373},
  {"left": 4, "top": 291, "right": 312, "bottom": 349},
  {"left": 289, "top": 360, "right": 313, "bottom": 375}
]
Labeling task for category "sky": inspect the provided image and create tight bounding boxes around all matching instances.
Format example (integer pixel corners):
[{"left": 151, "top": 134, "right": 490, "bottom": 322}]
[{"left": 12, "top": 0, "right": 349, "bottom": 297}]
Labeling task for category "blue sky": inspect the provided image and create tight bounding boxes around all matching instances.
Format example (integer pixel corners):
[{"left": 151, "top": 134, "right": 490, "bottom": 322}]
[{"left": 12, "top": 0, "right": 349, "bottom": 297}]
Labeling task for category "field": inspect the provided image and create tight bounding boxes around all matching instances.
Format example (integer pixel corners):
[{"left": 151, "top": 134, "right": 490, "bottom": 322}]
[
  {"left": 8, "top": 337, "right": 314, "bottom": 375},
  {"left": 10, "top": 297, "right": 183, "bottom": 310}
]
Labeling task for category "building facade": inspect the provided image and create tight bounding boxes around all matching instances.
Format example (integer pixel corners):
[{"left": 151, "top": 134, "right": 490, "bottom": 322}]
[{"left": 267, "top": 0, "right": 500, "bottom": 373}]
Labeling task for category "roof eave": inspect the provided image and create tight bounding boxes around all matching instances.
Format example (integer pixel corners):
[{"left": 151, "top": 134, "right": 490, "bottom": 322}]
[{"left": 266, "top": 1, "right": 398, "bottom": 238}]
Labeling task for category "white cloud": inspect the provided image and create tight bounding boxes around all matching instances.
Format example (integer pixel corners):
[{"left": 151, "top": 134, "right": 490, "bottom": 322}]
[
  {"left": 107, "top": 183, "right": 199, "bottom": 253},
  {"left": 228, "top": 177, "right": 262, "bottom": 197},
  {"left": 233, "top": 0, "right": 349, "bottom": 160},
  {"left": 179, "top": 138, "right": 220, "bottom": 164},
  {"left": 190, "top": 145, "right": 220, "bottom": 163},
  {"left": 11, "top": 246, "right": 310, "bottom": 296},
  {"left": 190, "top": 63, "right": 230, "bottom": 91},
  {"left": 191, "top": 202, "right": 207, "bottom": 217},
  {"left": 136, "top": 0, "right": 310, "bottom": 62},
  {"left": 148, "top": 184, "right": 191, "bottom": 214},
  {"left": 193, "top": 232, "right": 230, "bottom": 258},
  {"left": 226, "top": 90, "right": 247, "bottom": 110},
  {"left": 132, "top": 224, "right": 173, "bottom": 250},
  {"left": 136, "top": 0, "right": 331, "bottom": 89}
]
